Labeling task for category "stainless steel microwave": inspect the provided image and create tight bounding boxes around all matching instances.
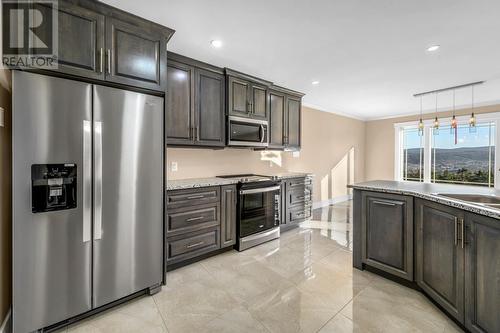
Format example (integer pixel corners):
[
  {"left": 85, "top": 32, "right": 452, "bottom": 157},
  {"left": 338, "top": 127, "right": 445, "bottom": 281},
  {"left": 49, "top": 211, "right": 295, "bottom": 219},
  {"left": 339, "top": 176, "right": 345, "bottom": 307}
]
[{"left": 227, "top": 116, "right": 269, "bottom": 147}]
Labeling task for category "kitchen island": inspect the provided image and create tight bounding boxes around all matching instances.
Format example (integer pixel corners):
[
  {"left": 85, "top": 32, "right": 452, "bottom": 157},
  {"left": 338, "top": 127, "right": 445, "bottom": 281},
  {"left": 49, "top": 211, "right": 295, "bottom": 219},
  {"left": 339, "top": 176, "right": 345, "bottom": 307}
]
[{"left": 349, "top": 180, "right": 500, "bottom": 333}]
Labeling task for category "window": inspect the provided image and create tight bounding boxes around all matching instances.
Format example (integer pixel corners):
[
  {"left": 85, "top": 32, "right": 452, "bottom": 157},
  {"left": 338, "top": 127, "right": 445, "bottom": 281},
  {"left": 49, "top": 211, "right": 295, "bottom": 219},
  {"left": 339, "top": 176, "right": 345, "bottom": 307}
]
[
  {"left": 431, "top": 123, "right": 495, "bottom": 186},
  {"left": 402, "top": 128, "right": 424, "bottom": 182},
  {"left": 395, "top": 113, "right": 499, "bottom": 188}
]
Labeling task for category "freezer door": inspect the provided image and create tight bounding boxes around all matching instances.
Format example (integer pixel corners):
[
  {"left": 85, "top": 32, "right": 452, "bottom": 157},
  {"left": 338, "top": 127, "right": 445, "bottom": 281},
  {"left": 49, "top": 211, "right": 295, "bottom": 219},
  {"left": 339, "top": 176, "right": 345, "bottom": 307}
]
[
  {"left": 92, "top": 85, "right": 164, "bottom": 307},
  {"left": 12, "top": 72, "right": 92, "bottom": 333}
]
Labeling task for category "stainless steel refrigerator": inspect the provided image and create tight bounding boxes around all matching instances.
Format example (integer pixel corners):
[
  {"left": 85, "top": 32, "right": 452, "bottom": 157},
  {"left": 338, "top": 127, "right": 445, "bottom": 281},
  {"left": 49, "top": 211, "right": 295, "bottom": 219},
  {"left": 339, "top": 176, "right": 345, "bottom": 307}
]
[{"left": 12, "top": 71, "right": 164, "bottom": 333}]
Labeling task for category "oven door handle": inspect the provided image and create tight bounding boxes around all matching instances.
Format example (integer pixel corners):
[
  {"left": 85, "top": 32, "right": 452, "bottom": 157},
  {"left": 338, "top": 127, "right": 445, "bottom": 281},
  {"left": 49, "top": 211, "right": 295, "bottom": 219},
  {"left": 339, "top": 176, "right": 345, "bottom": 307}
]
[
  {"left": 240, "top": 185, "right": 281, "bottom": 195},
  {"left": 260, "top": 124, "right": 265, "bottom": 143}
]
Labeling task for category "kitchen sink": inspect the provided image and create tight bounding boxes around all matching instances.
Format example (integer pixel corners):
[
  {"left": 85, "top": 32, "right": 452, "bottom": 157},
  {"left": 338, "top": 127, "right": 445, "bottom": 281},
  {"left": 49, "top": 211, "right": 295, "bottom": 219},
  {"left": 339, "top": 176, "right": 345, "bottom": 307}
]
[{"left": 434, "top": 193, "right": 500, "bottom": 208}]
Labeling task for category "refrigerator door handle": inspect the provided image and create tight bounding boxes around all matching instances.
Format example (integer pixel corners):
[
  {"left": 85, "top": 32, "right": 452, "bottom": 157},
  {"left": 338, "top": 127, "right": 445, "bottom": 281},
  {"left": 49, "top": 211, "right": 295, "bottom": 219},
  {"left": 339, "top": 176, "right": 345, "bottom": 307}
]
[
  {"left": 83, "top": 120, "right": 92, "bottom": 243},
  {"left": 94, "top": 121, "right": 103, "bottom": 240}
]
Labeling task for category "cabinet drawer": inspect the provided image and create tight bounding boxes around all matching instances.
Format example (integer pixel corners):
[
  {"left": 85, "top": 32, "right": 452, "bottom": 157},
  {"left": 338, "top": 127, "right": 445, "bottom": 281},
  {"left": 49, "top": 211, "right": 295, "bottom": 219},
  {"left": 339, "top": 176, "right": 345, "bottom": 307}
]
[
  {"left": 287, "top": 177, "right": 312, "bottom": 189},
  {"left": 288, "top": 205, "right": 312, "bottom": 223},
  {"left": 167, "top": 203, "right": 219, "bottom": 236},
  {"left": 288, "top": 188, "right": 312, "bottom": 206},
  {"left": 166, "top": 228, "right": 220, "bottom": 264},
  {"left": 167, "top": 187, "right": 220, "bottom": 209}
]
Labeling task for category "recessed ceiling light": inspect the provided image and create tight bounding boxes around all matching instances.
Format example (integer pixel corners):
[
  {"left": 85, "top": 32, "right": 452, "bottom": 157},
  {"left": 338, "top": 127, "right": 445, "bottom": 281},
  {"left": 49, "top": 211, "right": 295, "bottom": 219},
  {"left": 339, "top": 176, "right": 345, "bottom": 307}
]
[
  {"left": 311, "top": 81, "right": 320, "bottom": 85},
  {"left": 426, "top": 45, "right": 440, "bottom": 52},
  {"left": 210, "top": 40, "right": 223, "bottom": 48}
]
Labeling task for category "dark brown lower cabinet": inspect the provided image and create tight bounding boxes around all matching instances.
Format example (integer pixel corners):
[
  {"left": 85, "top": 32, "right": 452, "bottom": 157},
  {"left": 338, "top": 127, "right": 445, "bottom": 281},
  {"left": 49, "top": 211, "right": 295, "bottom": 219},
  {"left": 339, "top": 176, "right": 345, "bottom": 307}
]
[
  {"left": 166, "top": 184, "right": 238, "bottom": 267},
  {"left": 220, "top": 185, "right": 237, "bottom": 248},
  {"left": 415, "top": 199, "right": 465, "bottom": 323},
  {"left": 166, "top": 203, "right": 219, "bottom": 237},
  {"left": 166, "top": 228, "right": 220, "bottom": 265},
  {"left": 281, "top": 176, "right": 313, "bottom": 228},
  {"left": 354, "top": 193, "right": 500, "bottom": 331},
  {"left": 361, "top": 191, "right": 413, "bottom": 281},
  {"left": 465, "top": 213, "right": 500, "bottom": 333}
]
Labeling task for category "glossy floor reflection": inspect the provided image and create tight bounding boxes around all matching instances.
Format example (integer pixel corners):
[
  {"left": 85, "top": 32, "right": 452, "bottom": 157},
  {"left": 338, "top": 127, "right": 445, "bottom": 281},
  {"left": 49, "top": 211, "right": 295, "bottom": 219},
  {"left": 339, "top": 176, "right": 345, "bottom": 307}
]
[{"left": 57, "top": 201, "right": 463, "bottom": 333}]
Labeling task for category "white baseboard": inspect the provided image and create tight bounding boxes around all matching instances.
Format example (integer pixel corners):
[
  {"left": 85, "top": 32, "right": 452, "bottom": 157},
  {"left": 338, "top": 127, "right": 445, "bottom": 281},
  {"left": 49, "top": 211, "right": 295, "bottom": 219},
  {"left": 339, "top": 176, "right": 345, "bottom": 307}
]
[
  {"left": 312, "top": 194, "right": 352, "bottom": 209},
  {"left": 0, "top": 309, "right": 11, "bottom": 333}
]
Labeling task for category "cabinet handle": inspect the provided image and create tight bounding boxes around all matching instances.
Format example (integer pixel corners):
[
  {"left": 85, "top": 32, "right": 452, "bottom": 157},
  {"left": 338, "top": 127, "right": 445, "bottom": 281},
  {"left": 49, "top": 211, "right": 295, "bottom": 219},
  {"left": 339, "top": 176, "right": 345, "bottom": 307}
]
[
  {"left": 373, "top": 200, "right": 397, "bottom": 207},
  {"left": 461, "top": 218, "right": 465, "bottom": 249},
  {"left": 187, "top": 195, "right": 204, "bottom": 200},
  {"left": 99, "top": 48, "right": 103, "bottom": 73},
  {"left": 454, "top": 217, "right": 458, "bottom": 246},
  {"left": 186, "top": 216, "right": 204, "bottom": 222},
  {"left": 186, "top": 241, "right": 204, "bottom": 249},
  {"left": 106, "top": 49, "right": 111, "bottom": 74}
]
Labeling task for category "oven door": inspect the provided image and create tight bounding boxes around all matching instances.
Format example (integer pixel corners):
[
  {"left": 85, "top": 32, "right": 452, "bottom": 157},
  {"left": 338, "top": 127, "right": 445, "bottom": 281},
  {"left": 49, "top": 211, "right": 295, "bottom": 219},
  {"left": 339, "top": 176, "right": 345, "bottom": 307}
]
[
  {"left": 228, "top": 116, "right": 268, "bottom": 147},
  {"left": 239, "top": 185, "right": 280, "bottom": 238}
]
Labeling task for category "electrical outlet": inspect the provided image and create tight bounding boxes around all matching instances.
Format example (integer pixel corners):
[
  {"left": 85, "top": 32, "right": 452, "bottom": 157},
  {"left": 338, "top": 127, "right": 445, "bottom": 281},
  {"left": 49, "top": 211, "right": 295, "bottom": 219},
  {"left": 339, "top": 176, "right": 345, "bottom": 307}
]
[
  {"left": 0, "top": 107, "right": 4, "bottom": 127},
  {"left": 171, "top": 162, "right": 178, "bottom": 172},
  {"left": 292, "top": 151, "right": 300, "bottom": 158}
]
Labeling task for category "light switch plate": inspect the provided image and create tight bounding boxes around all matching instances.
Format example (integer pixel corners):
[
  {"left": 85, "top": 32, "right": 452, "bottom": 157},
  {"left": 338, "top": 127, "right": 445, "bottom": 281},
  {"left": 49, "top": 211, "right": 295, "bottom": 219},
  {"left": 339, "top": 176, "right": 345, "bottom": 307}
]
[{"left": 171, "top": 162, "right": 178, "bottom": 172}]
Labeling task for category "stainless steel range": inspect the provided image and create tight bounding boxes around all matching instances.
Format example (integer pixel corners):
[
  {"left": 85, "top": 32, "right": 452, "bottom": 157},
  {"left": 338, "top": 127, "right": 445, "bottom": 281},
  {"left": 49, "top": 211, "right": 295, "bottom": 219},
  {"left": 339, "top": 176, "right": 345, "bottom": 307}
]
[{"left": 217, "top": 174, "right": 281, "bottom": 250}]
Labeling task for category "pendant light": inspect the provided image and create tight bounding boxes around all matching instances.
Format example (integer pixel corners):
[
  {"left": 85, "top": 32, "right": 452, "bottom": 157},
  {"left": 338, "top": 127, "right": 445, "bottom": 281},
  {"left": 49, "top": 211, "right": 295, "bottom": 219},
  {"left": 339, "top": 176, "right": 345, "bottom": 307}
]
[
  {"left": 451, "top": 89, "right": 458, "bottom": 144},
  {"left": 418, "top": 96, "right": 424, "bottom": 136},
  {"left": 433, "top": 93, "right": 439, "bottom": 135},
  {"left": 469, "top": 85, "right": 477, "bottom": 133}
]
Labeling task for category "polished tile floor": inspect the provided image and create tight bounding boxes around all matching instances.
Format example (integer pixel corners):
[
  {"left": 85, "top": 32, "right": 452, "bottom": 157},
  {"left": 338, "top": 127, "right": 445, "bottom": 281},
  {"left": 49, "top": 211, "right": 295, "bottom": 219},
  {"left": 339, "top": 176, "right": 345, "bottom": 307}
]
[{"left": 59, "top": 201, "right": 463, "bottom": 333}]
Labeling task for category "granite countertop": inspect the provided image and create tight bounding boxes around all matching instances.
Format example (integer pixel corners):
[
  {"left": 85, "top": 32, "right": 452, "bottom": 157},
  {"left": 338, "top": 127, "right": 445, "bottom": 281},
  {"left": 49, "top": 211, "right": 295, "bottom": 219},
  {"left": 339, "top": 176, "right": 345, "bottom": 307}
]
[
  {"left": 267, "top": 172, "right": 314, "bottom": 179},
  {"left": 349, "top": 180, "right": 500, "bottom": 220},
  {"left": 167, "top": 172, "right": 313, "bottom": 190},
  {"left": 167, "top": 177, "right": 239, "bottom": 191}
]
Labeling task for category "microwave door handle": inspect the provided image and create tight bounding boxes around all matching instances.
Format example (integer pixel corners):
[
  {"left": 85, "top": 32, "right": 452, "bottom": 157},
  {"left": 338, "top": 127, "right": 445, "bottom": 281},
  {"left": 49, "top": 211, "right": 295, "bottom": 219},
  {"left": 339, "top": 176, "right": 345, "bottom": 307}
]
[{"left": 260, "top": 124, "right": 265, "bottom": 143}]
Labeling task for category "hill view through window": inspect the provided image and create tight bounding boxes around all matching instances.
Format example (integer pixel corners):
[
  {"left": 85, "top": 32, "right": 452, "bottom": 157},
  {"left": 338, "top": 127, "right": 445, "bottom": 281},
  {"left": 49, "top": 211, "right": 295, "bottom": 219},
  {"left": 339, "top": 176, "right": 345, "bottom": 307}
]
[{"left": 402, "top": 122, "right": 495, "bottom": 187}]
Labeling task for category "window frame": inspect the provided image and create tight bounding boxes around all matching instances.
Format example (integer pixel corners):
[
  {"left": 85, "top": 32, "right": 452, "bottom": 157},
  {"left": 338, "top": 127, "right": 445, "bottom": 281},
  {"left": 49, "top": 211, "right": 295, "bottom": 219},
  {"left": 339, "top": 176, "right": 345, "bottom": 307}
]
[{"left": 394, "top": 112, "right": 500, "bottom": 188}]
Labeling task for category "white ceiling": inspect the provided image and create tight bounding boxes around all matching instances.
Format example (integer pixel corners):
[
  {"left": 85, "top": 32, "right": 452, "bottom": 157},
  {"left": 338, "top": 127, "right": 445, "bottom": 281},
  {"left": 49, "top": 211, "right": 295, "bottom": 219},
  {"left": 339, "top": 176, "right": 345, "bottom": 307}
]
[{"left": 103, "top": 0, "right": 500, "bottom": 120}]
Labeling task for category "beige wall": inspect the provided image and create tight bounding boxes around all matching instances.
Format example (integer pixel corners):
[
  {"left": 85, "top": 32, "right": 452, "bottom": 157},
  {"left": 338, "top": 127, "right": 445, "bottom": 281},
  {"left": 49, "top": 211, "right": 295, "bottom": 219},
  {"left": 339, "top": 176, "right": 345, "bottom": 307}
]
[
  {"left": 168, "top": 106, "right": 366, "bottom": 203},
  {"left": 365, "top": 104, "right": 500, "bottom": 181},
  {"left": 0, "top": 69, "right": 12, "bottom": 324}
]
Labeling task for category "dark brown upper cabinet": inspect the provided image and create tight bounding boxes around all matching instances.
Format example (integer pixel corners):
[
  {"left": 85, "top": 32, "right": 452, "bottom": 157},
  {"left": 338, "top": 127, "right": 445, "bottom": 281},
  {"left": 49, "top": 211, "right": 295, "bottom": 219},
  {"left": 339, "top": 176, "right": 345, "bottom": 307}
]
[
  {"left": 228, "top": 76, "right": 250, "bottom": 117},
  {"left": 105, "top": 17, "right": 167, "bottom": 91},
  {"left": 166, "top": 60, "right": 193, "bottom": 145},
  {"left": 37, "top": 0, "right": 173, "bottom": 91},
  {"left": 38, "top": 1, "right": 105, "bottom": 80},
  {"left": 226, "top": 69, "right": 271, "bottom": 120},
  {"left": 250, "top": 83, "right": 268, "bottom": 120},
  {"left": 267, "top": 86, "right": 304, "bottom": 150},
  {"left": 166, "top": 53, "right": 225, "bottom": 148},
  {"left": 268, "top": 90, "right": 286, "bottom": 148},
  {"left": 286, "top": 95, "right": 302, "bottom": 149}
]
